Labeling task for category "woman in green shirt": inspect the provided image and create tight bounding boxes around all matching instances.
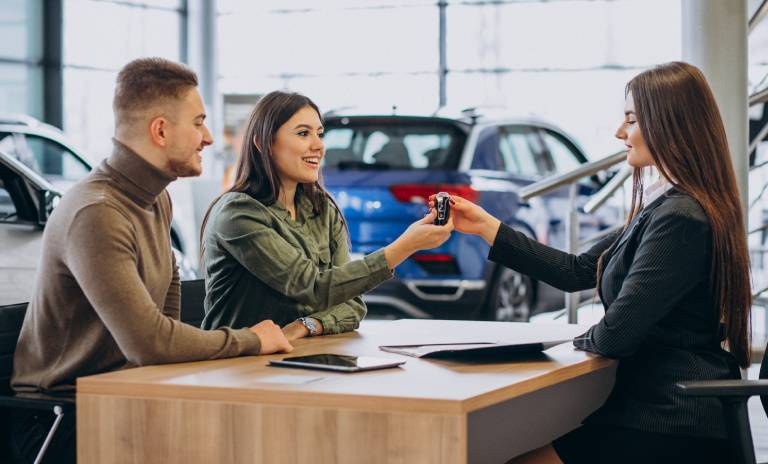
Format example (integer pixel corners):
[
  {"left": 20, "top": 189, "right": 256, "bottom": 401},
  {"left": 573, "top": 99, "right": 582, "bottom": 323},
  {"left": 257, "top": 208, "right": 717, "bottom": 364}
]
[{"left": 200, "top": 91, "right": 452, "bottom": 340}]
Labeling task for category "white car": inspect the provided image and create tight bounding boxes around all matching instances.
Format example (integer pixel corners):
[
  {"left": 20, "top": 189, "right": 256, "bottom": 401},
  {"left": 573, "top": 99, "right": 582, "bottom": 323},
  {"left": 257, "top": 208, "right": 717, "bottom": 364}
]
[{"left": 0, "top": 115, "right": 197, "bottom": 305}]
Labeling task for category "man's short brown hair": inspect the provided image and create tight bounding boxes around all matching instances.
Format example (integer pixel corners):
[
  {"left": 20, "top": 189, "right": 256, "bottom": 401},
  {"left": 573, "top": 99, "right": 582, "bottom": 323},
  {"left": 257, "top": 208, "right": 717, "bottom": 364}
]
[{"left": 113, "top": 57, "right": 198, "bottom": 129}]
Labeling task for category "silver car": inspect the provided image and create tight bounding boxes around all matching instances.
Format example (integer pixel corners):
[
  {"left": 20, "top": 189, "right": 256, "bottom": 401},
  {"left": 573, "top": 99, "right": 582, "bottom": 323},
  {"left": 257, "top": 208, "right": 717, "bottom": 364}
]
[{"left": 0, "top": 115, "right": 196, "bottom": 305}]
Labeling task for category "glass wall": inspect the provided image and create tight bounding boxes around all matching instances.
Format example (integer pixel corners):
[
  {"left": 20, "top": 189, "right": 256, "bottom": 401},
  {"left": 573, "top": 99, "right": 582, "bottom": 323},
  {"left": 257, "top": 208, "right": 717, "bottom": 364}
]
[
  {"left": 0, "top": 0, "right": 43, "bottom": 118},
  {"left": 217, "top": 0, "right": 681, "bottom": 159},
  {"left": 217, "top": 0, "right": 440, "bottom": 114},
  {"left": 62, "top": 0, "right": 184, "bottom": 162},
  {"left": 4, "top": 0, "right": 765, "bottom": 172},
  {"left": 445, "top": 0, "right": 680, "bottom": 158},
  {"left": 751, "top": 0, "right": 768, "bottom": 95}
]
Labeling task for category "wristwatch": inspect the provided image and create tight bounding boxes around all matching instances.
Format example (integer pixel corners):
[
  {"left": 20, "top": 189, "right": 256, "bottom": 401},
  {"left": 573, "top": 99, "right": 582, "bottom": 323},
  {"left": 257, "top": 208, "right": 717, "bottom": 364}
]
[{"left": 298, "top": 317, "right": 321, "bottom": 336}]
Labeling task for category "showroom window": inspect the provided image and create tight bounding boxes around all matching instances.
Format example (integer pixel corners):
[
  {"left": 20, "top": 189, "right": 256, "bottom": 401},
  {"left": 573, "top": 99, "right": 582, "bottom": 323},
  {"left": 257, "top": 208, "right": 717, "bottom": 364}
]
[
  {"left": 217, "top": 0, "right": 440, "bottom": 114},
  {"left": 0, "top": 0, "right": 44, "bottom": 118},
  {"left": 62, "top": 0, "right": 185, "bottom": 162},
  {"left": 445, "top": 0, "right": 681, "bottom": 159},
  {"left": 217, "top": 0, "right": 682, "bottom": 160}
]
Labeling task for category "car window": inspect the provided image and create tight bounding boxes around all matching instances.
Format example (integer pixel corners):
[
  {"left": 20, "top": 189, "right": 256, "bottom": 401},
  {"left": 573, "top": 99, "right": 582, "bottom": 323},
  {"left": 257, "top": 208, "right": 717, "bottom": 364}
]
[
  {"left": 498, "top": 126, "right": 541, "bottom": 176},
  {"left": 470, "top": 127, "right": 501, "bottom": 170},
  {"left": 0, "top": 133, "right": 90, "bottom": 184},
  {"left": 541, "top": 129, "right": 582, "bottom": 174},
  {"left": 361, "top": 131, "right": 392, "bottom": 163},
  {"left": 323, "top": 121, "right": 466, "bottom": 170}
]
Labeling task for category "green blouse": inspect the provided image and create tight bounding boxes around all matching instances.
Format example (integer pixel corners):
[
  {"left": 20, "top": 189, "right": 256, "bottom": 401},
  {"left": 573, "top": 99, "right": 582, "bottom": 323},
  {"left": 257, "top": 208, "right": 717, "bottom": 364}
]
[{"left": 200, "top": 191, "right": 392, "bottom": 333}]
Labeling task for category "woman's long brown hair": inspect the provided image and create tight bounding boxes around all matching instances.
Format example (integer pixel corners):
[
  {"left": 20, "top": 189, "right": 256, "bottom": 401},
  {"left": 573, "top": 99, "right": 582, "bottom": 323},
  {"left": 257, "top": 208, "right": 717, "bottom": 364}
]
[
  {"left": 199, "top": 91, "right": 348, "bottom": 262},
  {"left": 601, "top": 62, "right": 751, "bottom": 366}
]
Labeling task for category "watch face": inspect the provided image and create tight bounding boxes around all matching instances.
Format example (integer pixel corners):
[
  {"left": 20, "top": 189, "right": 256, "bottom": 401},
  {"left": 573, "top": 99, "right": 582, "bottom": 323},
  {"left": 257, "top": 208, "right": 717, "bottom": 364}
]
[{"left": 301, "top": 318, "right": 318, "bottom": 335}]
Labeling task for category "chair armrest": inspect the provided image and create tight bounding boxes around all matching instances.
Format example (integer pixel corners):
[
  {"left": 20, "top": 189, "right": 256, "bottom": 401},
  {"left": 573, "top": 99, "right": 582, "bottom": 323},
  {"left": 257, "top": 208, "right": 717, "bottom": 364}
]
[
  {"left": 676, "top": 380, "right": 768, "bottom": 398},
  {"left": 0, "top": 393, "right": 75, "bottom": 412}
]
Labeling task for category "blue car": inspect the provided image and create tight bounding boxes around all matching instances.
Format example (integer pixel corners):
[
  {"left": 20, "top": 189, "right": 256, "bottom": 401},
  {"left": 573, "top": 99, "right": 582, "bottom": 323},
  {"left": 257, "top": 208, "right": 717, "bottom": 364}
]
[{"left": 321, "top": 110, "right": 618, "bottom": 321}]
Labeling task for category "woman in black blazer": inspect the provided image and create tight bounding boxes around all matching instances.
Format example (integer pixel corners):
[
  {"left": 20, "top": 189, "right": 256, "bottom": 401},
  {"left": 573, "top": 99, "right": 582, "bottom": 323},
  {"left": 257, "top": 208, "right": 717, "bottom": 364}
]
[{"left": 440, "top": 62, "right": 752, "bottom": 464}]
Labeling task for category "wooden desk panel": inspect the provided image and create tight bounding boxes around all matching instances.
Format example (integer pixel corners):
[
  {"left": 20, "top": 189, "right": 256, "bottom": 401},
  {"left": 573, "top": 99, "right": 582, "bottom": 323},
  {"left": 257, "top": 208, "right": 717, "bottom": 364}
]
[
  {"left": 78, "top": 395, "right": 465, "bottom": 464},
  {"left": 77, "top": 320, "right": 616, "bottom": 464}
]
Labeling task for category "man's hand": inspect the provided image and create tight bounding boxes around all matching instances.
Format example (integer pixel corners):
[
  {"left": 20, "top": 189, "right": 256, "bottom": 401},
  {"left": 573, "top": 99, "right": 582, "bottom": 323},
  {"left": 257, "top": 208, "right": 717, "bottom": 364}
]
[
  {"left": 249, "top": 320, "right": 293, "bottom": 354},
  {"left": 281, "top": 318, "right": 324, "bottom": 341}
]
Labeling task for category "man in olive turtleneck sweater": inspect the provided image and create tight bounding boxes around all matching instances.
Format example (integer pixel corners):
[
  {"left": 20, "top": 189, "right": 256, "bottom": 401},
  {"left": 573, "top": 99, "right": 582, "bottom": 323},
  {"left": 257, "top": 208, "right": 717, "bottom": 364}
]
[{"left": 8, "top": 58, "right": 293, "bottom": 464}]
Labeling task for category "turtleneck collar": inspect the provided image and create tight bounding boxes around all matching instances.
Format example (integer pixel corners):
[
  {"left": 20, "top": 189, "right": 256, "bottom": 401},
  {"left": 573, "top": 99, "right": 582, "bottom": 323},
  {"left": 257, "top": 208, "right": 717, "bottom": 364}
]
[{"left": 102, "top": 138, "right": 175, "bottom": 208}]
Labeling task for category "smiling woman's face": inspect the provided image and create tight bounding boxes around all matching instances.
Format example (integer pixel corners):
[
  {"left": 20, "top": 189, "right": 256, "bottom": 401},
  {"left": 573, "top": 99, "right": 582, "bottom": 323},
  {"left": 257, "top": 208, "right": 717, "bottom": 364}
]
[
  {"left": 271, "top": 105, "right": 325, "bottom": 187},
  {"left": 615, "top": 91, "right": 655, "bottom": 168}
]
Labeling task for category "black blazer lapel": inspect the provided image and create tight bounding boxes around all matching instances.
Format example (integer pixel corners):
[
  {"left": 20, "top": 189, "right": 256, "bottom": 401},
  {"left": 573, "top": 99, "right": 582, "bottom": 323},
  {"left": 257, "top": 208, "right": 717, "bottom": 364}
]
[{"left": 603, "top": 191, "right": 673, "bottom": 262}]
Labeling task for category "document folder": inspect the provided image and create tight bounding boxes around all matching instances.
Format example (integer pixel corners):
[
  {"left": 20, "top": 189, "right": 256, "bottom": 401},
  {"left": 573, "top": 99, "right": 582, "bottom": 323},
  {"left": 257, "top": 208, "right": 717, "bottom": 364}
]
[{"left": 379, "top": 340, "right": 571, "bottom": 359}]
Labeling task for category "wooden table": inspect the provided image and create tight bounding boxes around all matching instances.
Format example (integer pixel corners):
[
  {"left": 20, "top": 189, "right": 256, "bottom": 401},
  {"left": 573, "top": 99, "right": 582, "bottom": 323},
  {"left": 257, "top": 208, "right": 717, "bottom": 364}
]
[{"left": 77, "top": 320, "right": 617, "bottom": 464}]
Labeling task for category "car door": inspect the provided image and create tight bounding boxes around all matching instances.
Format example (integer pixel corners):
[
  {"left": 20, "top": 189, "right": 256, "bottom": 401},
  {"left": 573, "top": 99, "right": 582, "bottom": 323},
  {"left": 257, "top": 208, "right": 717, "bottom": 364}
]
[
  {"left": 469, "top": 124, "right": 553, "bottom": 245},
  {"left": 0, "top": 130, "right": 194, "bottom": 266},
  {"left": 0, "top": 131, "right": 91, "bottom": 192},
  {"left": 536, "top": 127, "right": 617, "bottom": 249},
  {"left": 0, "top": 150, "right": 59, "bottom": 305}
]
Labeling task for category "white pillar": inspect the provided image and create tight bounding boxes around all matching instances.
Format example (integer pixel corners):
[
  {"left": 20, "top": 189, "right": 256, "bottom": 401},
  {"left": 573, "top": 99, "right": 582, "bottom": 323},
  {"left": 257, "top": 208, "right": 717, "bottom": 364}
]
[
  {"left": 682, "top": 0, "right": 749, "bottom": 218},
  {"left": 172, "top": 0, "right": 221, "bottom": 266},
  {"left": 185, "top": 0, "right": 221, "bottom": 157}
]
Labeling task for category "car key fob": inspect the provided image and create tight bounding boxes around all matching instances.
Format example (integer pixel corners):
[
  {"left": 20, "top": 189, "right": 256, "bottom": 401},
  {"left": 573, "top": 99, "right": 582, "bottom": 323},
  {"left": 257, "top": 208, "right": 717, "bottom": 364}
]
[{"left": 434, "top": 191, "right": 450, "bottom": 226}]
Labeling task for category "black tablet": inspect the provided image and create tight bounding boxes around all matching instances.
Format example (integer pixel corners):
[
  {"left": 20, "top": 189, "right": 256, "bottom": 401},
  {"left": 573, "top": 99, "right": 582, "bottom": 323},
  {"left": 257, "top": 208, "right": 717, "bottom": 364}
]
[{"left": 269, "top": 354, "right": 405, "bottom": 373}]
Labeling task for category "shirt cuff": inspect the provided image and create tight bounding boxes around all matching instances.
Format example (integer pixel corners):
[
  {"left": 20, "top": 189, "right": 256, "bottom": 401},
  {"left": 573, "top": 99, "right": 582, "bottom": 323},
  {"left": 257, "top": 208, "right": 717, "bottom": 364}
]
[
  {"left": 364, "top": 249, "right": 394, "bottom": 281},
  {"left": 314, "top": 314, "right": 339, "bottom": 335},
  {"left": 572, "top": 328, "right": 604, "bottom": 356},
  {"left": 487, "top": 222, "right": 514, "bottom": 263},
  {"left": 231, "top": 327, "right": 262, "bottom": 355}
]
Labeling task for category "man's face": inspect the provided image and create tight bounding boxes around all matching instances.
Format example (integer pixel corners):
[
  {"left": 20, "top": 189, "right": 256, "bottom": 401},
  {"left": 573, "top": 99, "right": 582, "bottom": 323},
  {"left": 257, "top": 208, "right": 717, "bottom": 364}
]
[{"left": 164, "top": 88, "right": 213, "bottom": 177}]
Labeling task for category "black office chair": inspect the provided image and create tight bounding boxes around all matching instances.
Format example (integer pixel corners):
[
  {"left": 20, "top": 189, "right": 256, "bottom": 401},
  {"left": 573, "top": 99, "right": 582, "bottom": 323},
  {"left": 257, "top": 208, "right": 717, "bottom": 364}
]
[
  {"left": 0, "top": 302, "right": 75, "bottom": 464},
  {"left": 676, "top": 342, "right": 768, "bottom": 464},
  {"left": 180, "top": 279, "right": 206, "bottom": 328}
]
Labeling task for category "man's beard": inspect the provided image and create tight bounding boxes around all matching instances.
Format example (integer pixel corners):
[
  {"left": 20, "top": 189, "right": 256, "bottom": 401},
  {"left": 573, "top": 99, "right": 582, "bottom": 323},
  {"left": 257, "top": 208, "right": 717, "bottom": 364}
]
[{"left": 168, "top": 152, "right": 201, "bottom": 178}]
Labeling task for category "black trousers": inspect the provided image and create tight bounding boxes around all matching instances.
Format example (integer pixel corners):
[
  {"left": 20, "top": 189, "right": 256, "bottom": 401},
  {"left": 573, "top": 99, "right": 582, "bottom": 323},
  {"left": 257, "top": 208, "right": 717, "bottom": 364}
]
[
  {"left": 8, "top": 408, "right": 76, "bottom": 464},
  {"left": 552, "top": 424, "right": 730, "bottom": 464}
]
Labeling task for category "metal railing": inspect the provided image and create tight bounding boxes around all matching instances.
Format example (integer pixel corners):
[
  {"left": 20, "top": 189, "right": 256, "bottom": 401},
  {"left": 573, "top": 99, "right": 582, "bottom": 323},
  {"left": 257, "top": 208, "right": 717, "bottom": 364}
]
[
  {"left": 525, "top": 149, "right": 768, "bottom": 324},
  {"left": 520, "top": 150, "right": 629, "bottom": 323},
  {"left": 519, "top": 151, "right": 626, "bottom": 201},
  {"left": 583, "top": 165, "right": 633, "bottom": 214},
  {"left": 513, "top": 80, "right": 768, "bottom": 324},
  {"left": 749, "top": 87, "right": 768, "bottom": 107}
]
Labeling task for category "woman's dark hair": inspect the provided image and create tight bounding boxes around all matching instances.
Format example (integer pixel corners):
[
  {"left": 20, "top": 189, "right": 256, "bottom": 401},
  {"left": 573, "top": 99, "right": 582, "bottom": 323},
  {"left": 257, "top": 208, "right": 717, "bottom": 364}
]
[
  {"left": 600, "top": 61, "right": 751, "bottom": 366},
  {"left": 200, "top": 91, "right": 347, "bottom": 259}
]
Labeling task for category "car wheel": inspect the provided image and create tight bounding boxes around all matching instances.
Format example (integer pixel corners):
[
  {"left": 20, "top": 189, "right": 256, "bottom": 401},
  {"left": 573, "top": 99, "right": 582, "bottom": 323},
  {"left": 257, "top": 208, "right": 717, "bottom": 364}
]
[{"left": 486, "top": 266, "right": 535, "bottom": 322}]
